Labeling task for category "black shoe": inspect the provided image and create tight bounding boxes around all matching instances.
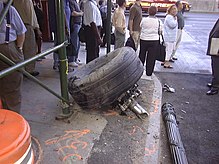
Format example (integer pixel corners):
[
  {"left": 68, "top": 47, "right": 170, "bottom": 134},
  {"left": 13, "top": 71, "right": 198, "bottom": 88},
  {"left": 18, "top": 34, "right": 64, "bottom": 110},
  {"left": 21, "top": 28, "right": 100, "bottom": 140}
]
[
  {"left": 36, "top": 58, "right": 42, "bottom": 62},
  {"left": 172, "top": 56, "right": 178, "bottom": 60},
  {"left": 30, "top": 71, "right": 39, "bottom": 77},
  {"left": 206, "top": 89, "right": 218, "bottom": 95},
  {"left": 169, "top": 59, "right": 175, "bottom": 63},
  {"left": 53, "top": 65, "right": 57, "bottom": 70},
  {"left": 207, "top": 83, "right": 212, "bottom": 88},
  {"left": 100, "top": 44, "right": 106, "bottom": 47}
]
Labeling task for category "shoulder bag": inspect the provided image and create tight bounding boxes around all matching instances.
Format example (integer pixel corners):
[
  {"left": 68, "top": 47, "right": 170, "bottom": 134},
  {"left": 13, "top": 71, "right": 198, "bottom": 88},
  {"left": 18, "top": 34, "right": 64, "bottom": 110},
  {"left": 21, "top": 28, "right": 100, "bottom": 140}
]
[{"left": 156, "top": 20, "right": 166, "bottom": 62}]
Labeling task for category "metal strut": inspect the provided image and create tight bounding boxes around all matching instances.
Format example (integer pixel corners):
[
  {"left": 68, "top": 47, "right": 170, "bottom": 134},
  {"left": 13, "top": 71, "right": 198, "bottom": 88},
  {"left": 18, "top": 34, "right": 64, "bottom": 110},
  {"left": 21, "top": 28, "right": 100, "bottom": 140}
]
[{"left": 117, "top": 84, "right": 149, "bottom": 119}]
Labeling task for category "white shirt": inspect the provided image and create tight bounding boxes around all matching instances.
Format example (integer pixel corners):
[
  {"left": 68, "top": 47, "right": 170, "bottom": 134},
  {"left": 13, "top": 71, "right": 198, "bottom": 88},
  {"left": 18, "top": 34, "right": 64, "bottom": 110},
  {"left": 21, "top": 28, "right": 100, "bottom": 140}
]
[
  {"left": 140, "top": 17, "right": 163, "bottom": 41},
  {"left": 83, "top": 0, "right": 102, "bottom": 26}
]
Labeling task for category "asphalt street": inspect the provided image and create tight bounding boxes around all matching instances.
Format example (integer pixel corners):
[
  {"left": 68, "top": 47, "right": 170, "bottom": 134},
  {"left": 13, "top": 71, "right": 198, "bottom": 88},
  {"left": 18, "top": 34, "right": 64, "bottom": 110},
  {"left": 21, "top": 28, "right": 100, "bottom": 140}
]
[
  {"left": 157, "top": 73, "right": 219, "bottom": 164},
  {"left": 156, "top": 12, "right": 219, "bottom": 164}
]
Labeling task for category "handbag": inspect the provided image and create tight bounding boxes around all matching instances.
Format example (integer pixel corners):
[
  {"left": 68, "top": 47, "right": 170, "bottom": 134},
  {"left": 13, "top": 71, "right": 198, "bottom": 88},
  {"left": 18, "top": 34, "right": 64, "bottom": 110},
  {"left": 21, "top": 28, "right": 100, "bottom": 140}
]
[
  {"left": 78, "top": 25, "right": 86, "bottom": 43},
  {"left": 156, "top": 20, "right": 166, "bottom": 62},
  {"left": 125, "top": 36, "right": 136, "bottom": 51}
]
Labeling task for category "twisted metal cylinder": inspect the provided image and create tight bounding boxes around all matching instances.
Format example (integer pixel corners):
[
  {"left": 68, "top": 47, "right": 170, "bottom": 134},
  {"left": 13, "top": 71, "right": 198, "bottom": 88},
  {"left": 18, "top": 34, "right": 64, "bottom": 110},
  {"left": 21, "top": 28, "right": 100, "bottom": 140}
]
[{"left": 162, "top": 103, "right": 188, "bottom": 164}]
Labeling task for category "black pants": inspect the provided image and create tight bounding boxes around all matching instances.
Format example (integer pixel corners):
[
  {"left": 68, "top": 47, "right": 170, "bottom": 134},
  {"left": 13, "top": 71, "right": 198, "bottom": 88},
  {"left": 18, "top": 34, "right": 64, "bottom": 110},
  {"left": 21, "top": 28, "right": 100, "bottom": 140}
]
[
  {"left": 100, "top": 19, "right": 107, "bottom": 46},
  {"left": 84, "top": 25, "right": 99, "bottom": 63},
  {"left": 139, "top": 40, "right": 159, "bottom": 76},
  {"left": 211, "top": 56, "right": 219, "bottom": 88}
]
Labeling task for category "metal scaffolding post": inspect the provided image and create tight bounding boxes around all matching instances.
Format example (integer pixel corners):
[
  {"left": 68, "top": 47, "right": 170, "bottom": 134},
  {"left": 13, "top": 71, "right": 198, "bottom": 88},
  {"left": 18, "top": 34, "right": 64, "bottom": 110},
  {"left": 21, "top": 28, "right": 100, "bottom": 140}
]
[
  {"left": 106, "top": 0, "right": 112, "bottom": 53},
  {"left": 55, "top": 0, "right": 70, "bottom": 115}
]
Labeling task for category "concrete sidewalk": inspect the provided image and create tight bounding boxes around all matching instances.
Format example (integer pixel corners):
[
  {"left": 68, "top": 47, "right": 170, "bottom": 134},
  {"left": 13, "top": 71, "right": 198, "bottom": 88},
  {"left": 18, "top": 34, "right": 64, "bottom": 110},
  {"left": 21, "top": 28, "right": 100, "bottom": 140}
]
[{"left": 20, "top": 43, "right": 162, "bottom": 164}]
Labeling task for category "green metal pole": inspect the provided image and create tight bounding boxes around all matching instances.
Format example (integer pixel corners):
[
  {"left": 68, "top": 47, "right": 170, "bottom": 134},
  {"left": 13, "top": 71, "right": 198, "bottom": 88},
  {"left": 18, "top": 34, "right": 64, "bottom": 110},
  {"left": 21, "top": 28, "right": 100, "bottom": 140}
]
[
  {"left": 0, "top": 53, "right": 69, "bottom": 104},
  {"left": 55, "top": 0, "right": 70, "bottom": 115},
  {"left": 106, "top": 0, "right": 112, "bottom": 53},
  {"left": 0, "top": 0, "right": 13, "bottom": 25}
]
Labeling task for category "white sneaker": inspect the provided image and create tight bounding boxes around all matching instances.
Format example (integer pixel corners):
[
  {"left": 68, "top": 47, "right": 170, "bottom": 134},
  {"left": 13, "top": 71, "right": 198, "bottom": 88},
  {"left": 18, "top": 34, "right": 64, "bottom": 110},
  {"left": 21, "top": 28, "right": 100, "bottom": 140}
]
[
  {"left": 141, "top": 75, "right": 153, "bottom": 80},
  {"left": 76, "top": 60, "right": 83, "bottom": 65},
  {"left": 141, "top": 71, "right": 153, "bottom": 81},
  {"left": 68, "top": 62, "right": 78, "bottom": 67}
]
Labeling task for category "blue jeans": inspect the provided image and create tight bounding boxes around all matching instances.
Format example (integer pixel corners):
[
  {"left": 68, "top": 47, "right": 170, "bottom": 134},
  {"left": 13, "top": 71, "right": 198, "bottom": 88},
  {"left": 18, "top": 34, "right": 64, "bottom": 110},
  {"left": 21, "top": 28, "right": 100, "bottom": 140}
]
[
  {"left": 53, "top": 33, "right": 59, "bottom": 67},
  {"left": 69, "top": 24, "right": 80, "bottom": 62}
]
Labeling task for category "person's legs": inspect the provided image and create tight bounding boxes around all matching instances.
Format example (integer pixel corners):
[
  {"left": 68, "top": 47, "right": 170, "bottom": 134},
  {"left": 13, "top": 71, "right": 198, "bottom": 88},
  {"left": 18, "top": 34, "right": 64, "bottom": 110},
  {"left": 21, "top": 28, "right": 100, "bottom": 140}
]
[
  {"left": 164, "top": 42, "right": 175, "bottom": 68},
  {"left": 101, "top": 19, "right": 107, "bottom": 47},
  {"left": 23, "top": 25, "right": 38, "bottom": 74},
  {"left": 85, "top": 26, "right": 97, "bottom": 63},
  {"left": 206, "top": 56, "right": 219, "bottom": 95},
  {"left": 171, "top": 29, "right": 182, "bottom": 59},
  {"left": 75, "top": 25, "right": 81, "bottom": 62},
  {"left": 0, "top": 42, "right": 24, "bottom": 113},
  {"left": 69, "top": 24, "right": 81, "bottom": 65},
  {"left": 132, "top": 31, "right": 140, "bottom": 50},
  {"left": 53, "top": 33, "right": 59, "bottom": 69},
  {"left": 139, "top": 39, "right": 147, "bottom": 65},
  {"left": 114, "top": 30, "right": 125, "bottom": 49},
  {"left": 146, "top": 41, "right": 159, "bottom": 76},
  {"left": 211, "top": 56, "right": 219, "bottom": 88}
]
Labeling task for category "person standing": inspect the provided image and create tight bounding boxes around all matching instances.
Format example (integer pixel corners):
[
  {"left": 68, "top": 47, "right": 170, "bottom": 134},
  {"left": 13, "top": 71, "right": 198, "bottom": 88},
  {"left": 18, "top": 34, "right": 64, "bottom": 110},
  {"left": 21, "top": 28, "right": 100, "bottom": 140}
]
[
  {"left": 163, "top": 4, "right": 178, "bottom": 68},
  {"left": 0, "top": 1, "right": 27, "bottom": 113},
  {"left": 128, "top": 0, "right": 142, "bottom": 49},
  {"left": 206, "top": 19, "right": 219, "bottom": 95},
  {"left": 13, "top": 0, "right": 42, "bottom": 76},
  {"left": 139, "top": 6, "right": 162, "bottom": 78},
  {"left": 171, "top": 0, "right": 185, "bottom": 61},
  {"left": 32, "top": 0, "right": 44, "bottom": 57},
  {"left": 112, "top": 0, "right": 126, "bottom": 49},
  {"left": 48, "top": 0, "right": 58, "bottom": 69},
  {"left": 83, "top": 0, "right": 102, "bottom": 63},
  {"left": 64, "top": 0, "right": 71, "bottom": 31},
  {"left": 99, "top": 0, "right": 107, "bottom": 47},
  {"left": 69, "top": 0, "right": 83, "bottom": 67}
]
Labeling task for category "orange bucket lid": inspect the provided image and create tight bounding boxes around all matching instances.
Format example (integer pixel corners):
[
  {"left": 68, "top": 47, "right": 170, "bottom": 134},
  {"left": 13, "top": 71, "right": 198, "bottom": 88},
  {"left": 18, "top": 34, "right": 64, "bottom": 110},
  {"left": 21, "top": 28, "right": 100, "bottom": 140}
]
[{"left": 0, "top": 109, "right": 31, "bottom": 164}]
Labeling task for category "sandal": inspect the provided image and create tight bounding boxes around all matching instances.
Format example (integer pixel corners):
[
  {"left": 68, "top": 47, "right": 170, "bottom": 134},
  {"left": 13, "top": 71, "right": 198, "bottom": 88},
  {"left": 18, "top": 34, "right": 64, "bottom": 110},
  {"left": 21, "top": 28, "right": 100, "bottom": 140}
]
[{"left": 164, "top": 65, "right": 173, "bottom": 69}]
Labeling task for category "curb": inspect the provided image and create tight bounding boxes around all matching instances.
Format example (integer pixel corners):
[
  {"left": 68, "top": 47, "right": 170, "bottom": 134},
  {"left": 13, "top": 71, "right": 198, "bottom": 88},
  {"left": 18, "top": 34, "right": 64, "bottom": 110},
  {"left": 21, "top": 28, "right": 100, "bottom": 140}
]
[{"left": 142, "top": 74, "right": 163, "bottom": 164}]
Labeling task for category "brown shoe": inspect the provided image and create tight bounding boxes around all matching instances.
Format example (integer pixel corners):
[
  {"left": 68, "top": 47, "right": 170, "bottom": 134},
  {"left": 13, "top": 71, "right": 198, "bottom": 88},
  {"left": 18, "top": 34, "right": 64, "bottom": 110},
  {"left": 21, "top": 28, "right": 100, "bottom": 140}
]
[{"left": 164, "top": 65, "right": 173, "bottom": 69}]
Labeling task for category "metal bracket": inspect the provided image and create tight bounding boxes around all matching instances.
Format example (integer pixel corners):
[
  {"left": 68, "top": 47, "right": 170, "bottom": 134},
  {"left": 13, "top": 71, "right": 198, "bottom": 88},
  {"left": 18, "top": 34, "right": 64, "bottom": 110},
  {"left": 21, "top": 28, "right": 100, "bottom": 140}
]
[
  {"left": 117, "top": 84, "right": 149, "bottom": 119},
  {"left": 55, "top": 101, "right": 74, "bottom": 122}
]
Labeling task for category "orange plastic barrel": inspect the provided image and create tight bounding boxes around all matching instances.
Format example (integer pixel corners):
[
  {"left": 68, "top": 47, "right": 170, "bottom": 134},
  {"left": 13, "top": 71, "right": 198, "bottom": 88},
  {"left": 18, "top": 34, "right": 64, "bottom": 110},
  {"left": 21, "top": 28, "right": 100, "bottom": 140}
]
[{"left": 0, "top": 109, "right": 34, "bottom": 164}]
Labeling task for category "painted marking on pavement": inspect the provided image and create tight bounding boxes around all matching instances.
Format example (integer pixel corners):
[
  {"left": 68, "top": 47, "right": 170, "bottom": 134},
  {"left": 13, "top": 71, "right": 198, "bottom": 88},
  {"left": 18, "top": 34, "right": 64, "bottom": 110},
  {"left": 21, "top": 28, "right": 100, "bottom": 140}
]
[
  {"left": 128, "top": 125, "right": 144, "bottom": 135},
  {"left": 45, "top": 129, "right": 90, "bottom": 162},
  {"left": 145, "top": 144, "right": 157, "bottom": 156},
  {"left": 103, "top": 109, "right": 119, "bottom": 116},
  {"left": 150, "top": 99, "right": 160, "bottom": 116}
]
